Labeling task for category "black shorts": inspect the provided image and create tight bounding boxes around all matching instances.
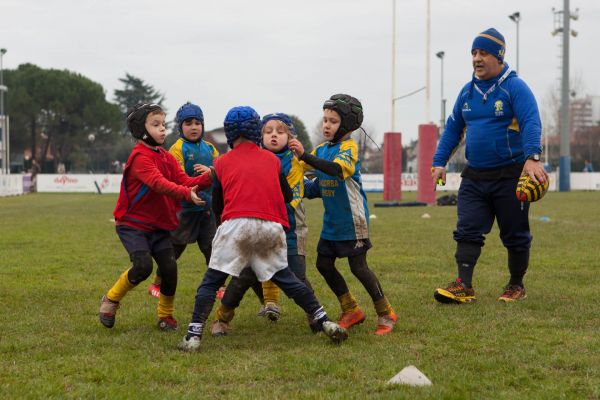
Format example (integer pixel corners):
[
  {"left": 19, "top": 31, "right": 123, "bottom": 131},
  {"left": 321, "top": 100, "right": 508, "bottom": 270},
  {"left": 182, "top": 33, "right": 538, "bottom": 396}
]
[
  {"left": 317, "top": 238, "right": 372, "bottom": 258},
  {"left": 116, "top": 225, "right": 173, "bottom": 257},
  {"left": 171, "top": 210, "right": 216, "bottom": 245}
]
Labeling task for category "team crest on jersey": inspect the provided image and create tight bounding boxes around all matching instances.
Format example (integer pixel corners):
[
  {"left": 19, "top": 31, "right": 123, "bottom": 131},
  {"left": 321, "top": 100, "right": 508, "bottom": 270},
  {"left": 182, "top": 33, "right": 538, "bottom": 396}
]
[
  {"left": 187, "top": 154, "right": 195, "bottom": 161},
  {"left": 462, "top": 102, "right": 471, "bottom": 112},
  {"left": 494, "top": 100, "right": 504, "bottom": 116}
]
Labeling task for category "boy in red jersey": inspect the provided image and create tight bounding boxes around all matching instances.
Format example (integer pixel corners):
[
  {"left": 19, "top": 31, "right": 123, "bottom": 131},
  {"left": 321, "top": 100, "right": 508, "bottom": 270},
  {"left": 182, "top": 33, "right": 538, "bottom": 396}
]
[
  {"left": 99, "top": 103, "right": 212, "bottom": 331},
  {"left": 178, "top": 106, "right": 348, "bottom": 352}
]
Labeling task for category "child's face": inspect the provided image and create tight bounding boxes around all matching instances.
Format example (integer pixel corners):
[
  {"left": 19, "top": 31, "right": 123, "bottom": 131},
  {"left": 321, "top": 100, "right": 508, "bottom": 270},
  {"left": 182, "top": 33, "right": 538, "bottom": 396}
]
[
  {"left": 322, "top": 109, "right": 341, "bottom": 141},
  {"left": 144, "top": 112, "right": 167, "bottom": 145},
  {"left": 262, "top": 120, "right": 289, "bottom": 152},
  {"left": 181, "top": 118, "right": 203, "bottom": 141}
]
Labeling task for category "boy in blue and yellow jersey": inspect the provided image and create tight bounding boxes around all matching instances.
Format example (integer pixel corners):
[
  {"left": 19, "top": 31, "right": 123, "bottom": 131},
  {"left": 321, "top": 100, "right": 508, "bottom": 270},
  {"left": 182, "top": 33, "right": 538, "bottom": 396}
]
[
  {"left": 289, "top": 94, "right": 397, "bottom": 336},
  {"left": 210, "top": 113, "right": 316, "bottom": 336},
  {"left": 147, "top": 102, "right": 220, "bottom": 298}
]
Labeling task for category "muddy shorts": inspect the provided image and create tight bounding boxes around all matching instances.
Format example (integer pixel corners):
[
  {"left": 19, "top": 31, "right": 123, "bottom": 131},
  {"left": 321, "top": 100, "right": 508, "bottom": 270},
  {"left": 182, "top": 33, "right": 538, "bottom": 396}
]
[{"left": 208, "top": 218, "right": 288, "bottom": 282}]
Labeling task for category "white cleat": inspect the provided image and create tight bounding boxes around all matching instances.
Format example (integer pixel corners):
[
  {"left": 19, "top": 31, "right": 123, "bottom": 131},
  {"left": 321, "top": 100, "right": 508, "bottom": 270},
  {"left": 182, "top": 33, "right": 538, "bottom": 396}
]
[
  {"left": 177, "top": 335, "right": 202, "bottom": 352},
  {"left": 322, "top": 321, "right": 348, "bottom": 344}
]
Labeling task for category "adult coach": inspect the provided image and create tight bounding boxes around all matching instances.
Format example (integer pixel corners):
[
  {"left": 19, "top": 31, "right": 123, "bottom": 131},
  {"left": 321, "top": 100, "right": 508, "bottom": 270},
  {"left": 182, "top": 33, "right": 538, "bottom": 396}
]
[{"left": 431, "top": 28, "right": 548, "bottom": 304}]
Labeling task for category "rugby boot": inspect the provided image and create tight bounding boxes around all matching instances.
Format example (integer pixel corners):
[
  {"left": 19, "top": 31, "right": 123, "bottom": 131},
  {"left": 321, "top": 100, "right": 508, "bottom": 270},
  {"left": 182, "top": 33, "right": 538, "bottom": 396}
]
[
  {"left": 337, "top": 308, "right": 366, "bottom": 329},
  {"left": 99, "top": 295, "right": 120, "bottom": 328},
  {"left": 434, "top": 278, "right": 476, "bottom": 304},
  {"left": 498, "top": 284, "right": 527, "bottom": 302}
]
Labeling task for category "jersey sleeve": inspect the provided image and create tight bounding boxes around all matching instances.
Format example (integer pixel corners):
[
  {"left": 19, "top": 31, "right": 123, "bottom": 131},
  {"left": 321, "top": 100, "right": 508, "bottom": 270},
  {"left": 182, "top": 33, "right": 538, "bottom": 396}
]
[
  {"left": 168, "top": 139, "right": 185, "bottom": 171},
  {"left": 287, "top": 157, "right": 304, "bottom": 209},
  {"left": 204, "top": 140, "right": 220, "bottom": 160},
  {"left": 333, "top": 140, "right": 358, "bottom": 180},
  {"left": 433, "top": 88, "right": 467, "bottom": 168}
]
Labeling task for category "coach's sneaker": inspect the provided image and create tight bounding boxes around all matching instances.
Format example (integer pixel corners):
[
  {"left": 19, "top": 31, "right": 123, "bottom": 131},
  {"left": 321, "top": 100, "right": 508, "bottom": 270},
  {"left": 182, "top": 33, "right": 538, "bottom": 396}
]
[
  {"left": 434, "top": 279, "right": 476, "bottom": 304},
  {"left": 498, "top": 285, "right": 527, "bottom": 302},
  {"left": 322, "top": 321, "right": 348, "bottom": 344},
  {"left": 337, "top": 308, "right": 366, "bottom": 329},
  {"left": 99, "top": 295, "right": 120, "bottom": 328},
  {"left": 157, "top": 316, "right": 178, "bottom": 331},
  {"left": 178, "top": 335, "right": 202, "bottom": 352},
  {"left": 263, "top": 302, "right": 281, "bottom": 322},
  {"left": 211, "top": 320, "right": 229, "bottom": 337},
  {"left": 148, "top": 283, "right": 161, "bottom": 299},
  {"left": 374, "top": 310, "right": 398, "bottom": 336}
]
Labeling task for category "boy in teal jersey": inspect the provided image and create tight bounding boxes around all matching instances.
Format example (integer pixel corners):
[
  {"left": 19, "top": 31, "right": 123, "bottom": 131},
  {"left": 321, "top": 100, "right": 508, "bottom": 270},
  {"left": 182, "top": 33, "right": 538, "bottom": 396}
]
[
  {"left": 289, "top": 94, "right": 397, "bottom": 335},
  {"left": 147, "top": 102, "right": 220, "bottom": 297}
]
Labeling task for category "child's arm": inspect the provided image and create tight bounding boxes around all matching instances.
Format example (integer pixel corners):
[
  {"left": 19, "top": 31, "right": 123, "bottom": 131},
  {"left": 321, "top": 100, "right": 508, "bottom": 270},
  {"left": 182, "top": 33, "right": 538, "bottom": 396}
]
[
  {"left": 131, "top": 154, "right": 202, "bottom": 202},
  {"left": 167, "top": 152, "right": 213, "bottom": 190},
  {"left": 279, "top": 170, "right": 293, "bottom": 203},
  {"left": 211, "top": 177, "right": 224, "bottom": 226},
  {"left": 303, "top": 177, "right": 321, "bottom": 199},
  {"left": 289, "top": 138, "right": 343, "bottom": 179}
]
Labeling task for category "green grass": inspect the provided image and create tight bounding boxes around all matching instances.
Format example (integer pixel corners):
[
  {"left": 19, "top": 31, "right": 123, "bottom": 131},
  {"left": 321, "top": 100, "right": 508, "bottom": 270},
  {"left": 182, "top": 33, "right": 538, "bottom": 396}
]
[{"left": 1, "top": 192, "right": 599, "bottom": 399}]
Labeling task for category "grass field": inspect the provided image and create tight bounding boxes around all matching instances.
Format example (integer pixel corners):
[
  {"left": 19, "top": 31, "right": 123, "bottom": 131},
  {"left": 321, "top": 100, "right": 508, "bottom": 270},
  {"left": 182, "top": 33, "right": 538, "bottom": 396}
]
[{"left": 1, "top": 191, "right": 599, "bottom": 399}]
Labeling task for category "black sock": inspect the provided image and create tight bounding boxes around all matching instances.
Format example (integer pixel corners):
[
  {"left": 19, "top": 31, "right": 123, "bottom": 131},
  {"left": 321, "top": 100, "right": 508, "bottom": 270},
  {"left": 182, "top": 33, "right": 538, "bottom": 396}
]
[
  {"left": 458, "top": 263, "right": 476, "bottom": 288},
  {"left": 455, "top": 242, "right": 482, "bottom": 288},
  {"left": 508, "top": 249, "right": 529, "bottom": 287}
]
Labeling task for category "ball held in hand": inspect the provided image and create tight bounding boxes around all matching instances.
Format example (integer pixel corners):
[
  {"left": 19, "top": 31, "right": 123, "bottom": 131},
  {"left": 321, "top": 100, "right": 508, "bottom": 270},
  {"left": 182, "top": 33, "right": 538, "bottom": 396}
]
[{"left": 516, "top": 175, "right": 548, "bottom": 202}]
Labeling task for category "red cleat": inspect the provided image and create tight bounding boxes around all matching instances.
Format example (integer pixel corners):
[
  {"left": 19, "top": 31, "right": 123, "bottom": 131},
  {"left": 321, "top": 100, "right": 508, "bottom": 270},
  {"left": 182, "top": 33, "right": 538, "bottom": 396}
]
[
  {"left": 337, "top": 308, "right": 366, "bottom": 329},
  {"left": 374, "top": 310, "right": 397, "bottom": 336},
  {"left": 216, "top": 286, "right": 226, "bottom": 299},
  {"left": 148, "top": 283, "right": 161, "bottom": 298}
]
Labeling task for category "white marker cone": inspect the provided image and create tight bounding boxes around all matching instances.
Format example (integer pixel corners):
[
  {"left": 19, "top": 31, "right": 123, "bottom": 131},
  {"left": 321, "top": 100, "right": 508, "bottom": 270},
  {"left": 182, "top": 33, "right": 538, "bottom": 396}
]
[{"left": 387, "top": 365, "right": 432, "bottom": 386}]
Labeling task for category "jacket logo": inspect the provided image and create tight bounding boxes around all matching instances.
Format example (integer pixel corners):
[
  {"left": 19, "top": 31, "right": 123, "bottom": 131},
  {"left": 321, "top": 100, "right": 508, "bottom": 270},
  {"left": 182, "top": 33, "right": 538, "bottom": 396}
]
[
  {"left": 462, "top": 102, "right": 471, "bottom": 112},
  {"left": 494, "top": 100, "right": 504, "bottom": 116}
]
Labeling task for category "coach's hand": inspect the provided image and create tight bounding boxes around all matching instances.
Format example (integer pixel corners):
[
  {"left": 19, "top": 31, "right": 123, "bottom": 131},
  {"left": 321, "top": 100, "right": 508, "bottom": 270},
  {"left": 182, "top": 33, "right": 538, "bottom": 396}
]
[
  {"left": 522, "top": 160, "right": 548, "bottom": 185},
  {"left": 190, "top": 186, "right": 206, "bottom": 206},
  {"left": 431, "top": 166, "right": 446, "bottom": 186}
]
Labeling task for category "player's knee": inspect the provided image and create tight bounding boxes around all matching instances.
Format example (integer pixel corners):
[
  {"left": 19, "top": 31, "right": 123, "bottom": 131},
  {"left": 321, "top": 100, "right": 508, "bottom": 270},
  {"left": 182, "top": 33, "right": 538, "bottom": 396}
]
[
  {"left": 316, "top": 255, "right": 335, "bottom": 273},
  {"left": 129, "top": 252, "right": 153, "bottom": 284},
  {"left": 348, "top": 254, "right": 369, "bottom": 275},
  {"left": 154, "top": 249, "right": 177, "bottom": 295}
]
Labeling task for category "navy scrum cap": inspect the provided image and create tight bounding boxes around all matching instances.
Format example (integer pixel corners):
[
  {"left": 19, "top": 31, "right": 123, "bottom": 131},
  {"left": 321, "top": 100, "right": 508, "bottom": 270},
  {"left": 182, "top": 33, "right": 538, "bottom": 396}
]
[
  {"left": 472, "top": 28, "right": 506, "bottom": 61},
  {"left": 223, "top": 106, "right": 261, "bottom": 148},
  {"left": 261, "top": 113, "right": 296, "bottom": 136}
]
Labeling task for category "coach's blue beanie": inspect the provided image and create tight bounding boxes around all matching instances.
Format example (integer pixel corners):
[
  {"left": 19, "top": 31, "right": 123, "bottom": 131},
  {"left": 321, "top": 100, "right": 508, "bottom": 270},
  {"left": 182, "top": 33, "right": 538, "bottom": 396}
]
[{"left": 471, "top": 28, "right": 506, "bottom": 61}]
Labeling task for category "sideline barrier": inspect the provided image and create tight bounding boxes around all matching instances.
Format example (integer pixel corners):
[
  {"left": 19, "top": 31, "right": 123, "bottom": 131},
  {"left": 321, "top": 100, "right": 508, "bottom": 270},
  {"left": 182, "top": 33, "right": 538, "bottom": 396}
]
[
  {"left": 37, "top": 174, "right": 122, "bottom": 193},
  {"left": 25, "top": 172, "right": 600, "bottom": 194},
  {"left": 0, "top": 174, "right": 24, "bottom": 196}
]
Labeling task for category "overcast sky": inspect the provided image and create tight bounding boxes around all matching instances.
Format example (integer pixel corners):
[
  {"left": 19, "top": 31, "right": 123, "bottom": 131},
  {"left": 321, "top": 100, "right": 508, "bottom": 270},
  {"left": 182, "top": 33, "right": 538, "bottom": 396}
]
[{"left": 2, "top": 0, "right": 598, "bottom": 144}]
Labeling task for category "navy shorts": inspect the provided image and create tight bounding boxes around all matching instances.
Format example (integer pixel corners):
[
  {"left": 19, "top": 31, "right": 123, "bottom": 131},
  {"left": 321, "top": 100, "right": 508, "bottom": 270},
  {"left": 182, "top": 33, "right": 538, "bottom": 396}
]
[
  {"left": 116, "top": 225, "right": 173, "bottom": 258},
  {"left": 171, "top": 210, "right": 216, "bottom": 245},
  {"left": 317, "top": 238, "right": 372, "bottom": 258}
]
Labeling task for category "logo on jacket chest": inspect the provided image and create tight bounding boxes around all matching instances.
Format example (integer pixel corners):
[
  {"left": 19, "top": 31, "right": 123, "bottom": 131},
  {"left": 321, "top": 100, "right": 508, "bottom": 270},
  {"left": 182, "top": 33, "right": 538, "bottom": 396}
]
[
  {"left": 494, "top": 100, "right": 504, "bottom": 117},
  {"left": 462, "top": 102, "right": 471, "bottom": 112}
]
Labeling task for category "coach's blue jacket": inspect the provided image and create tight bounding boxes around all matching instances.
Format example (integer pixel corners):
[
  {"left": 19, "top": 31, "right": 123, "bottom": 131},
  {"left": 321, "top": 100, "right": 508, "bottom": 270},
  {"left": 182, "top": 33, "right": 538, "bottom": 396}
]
[{"left": 433, "top": 63, "right": 542, "bottom": 170}]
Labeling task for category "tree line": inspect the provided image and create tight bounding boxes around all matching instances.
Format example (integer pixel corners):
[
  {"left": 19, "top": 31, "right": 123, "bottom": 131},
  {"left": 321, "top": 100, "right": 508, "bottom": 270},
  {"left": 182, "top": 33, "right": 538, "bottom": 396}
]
[{"left": 4, "top": 65, "right": 313, "bottom": 173}]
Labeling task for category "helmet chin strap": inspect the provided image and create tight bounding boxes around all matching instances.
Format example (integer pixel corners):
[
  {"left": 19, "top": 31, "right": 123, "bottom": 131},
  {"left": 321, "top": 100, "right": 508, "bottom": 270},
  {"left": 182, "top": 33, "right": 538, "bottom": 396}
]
[{"left": 142, "top": 132, "right": 161, "bottom": 147}]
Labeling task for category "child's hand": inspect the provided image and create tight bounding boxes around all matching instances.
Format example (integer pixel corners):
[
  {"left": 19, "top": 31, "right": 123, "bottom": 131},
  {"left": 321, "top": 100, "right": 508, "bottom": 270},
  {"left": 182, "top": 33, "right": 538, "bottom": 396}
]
[
  {"left": 190, "top": 186, "right": 206, "bottom": 206},
  {"left": 193, "top": 164, "right": 210, "bottom": 175},
  {"left": 288, "top": 138, "right": 304, "bottom": 158}
]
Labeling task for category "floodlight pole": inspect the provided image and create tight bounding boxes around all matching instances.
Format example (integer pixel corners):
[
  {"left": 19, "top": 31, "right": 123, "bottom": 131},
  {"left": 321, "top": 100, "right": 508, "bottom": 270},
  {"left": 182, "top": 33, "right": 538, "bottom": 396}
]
[
  {"left": 508, "top": 12, "right": 521, "bottom": 73},
  {"left": 436, "top": 51, "right": 445, "bottom": 131},
  {"left": 0, "top": 48, "right": 8, "bottom": 174}
]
